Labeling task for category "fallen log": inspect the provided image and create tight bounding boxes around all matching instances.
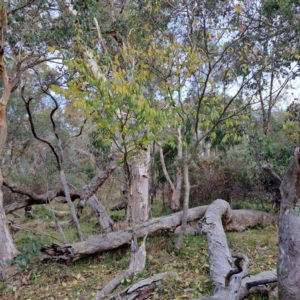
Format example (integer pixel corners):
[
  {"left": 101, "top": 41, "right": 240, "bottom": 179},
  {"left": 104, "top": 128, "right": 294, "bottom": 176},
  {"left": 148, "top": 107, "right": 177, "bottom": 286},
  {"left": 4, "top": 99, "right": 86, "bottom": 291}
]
[
  {"left": 41, "top": 203, "right": 278, "bottom": 263},
  {"left": 196, "top": 199, "right": 278, "bottom": 300}
]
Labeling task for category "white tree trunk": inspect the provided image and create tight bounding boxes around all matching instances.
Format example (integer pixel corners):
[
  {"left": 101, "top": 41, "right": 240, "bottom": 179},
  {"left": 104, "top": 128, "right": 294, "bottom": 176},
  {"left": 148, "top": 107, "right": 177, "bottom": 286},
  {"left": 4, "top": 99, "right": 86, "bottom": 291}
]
[
  {"left": 175, "top": 143, "right": 189, "bottom": 250},
  {"left": 0, "top": 171, "right": 18, "bottom": 278},
  {"left": 128, "top": 148, "right": 150, "bottom": 224}
]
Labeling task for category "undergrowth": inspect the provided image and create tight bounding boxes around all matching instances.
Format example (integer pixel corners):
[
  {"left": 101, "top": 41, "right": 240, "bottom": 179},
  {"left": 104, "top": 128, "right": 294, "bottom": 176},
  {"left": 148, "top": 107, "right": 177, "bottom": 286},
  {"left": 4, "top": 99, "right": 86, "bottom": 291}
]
[{"left": 1, "top": 201, "right": 279, "bottom": 300}]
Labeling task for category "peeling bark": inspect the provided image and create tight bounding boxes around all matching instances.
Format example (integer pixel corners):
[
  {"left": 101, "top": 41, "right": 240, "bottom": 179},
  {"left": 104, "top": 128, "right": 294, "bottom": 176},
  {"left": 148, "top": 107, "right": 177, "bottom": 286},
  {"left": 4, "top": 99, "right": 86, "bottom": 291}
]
[
  {"left": 40, "top": 203, "right": 278, "bottom": 263},
  {"left": 0, "top": 8, "right": 19, "bottom": 278},
  {"left": 128, "top": 148, "right": 150, "bottom": 224},
  {"left": 277, "top": 148, "right": 300, "bottom": 299}
]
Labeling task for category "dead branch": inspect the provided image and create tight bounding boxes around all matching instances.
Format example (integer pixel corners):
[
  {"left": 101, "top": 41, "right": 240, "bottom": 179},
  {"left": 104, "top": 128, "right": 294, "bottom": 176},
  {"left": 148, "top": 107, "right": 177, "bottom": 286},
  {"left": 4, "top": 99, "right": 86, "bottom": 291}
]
[
  {"left": 48, "top": 209, "right": 70, "bottom": 218},
  {"left": 87, "top": 195, "right": 114, "bottom": 233},
  {"left": 110, "top": 201, "right": 126, "bottom": 211},
  {"left": 93, "top": 236, "right": 147, "bottom": 299},
  {"left": 4, "top": 154, "right": 119, "bottom": 214},
  {"left": 103, "top": 271, "right": 178, "bottom": 300},
  {"left": 261, "top": 163, "right": 282, "bottom": 185}
]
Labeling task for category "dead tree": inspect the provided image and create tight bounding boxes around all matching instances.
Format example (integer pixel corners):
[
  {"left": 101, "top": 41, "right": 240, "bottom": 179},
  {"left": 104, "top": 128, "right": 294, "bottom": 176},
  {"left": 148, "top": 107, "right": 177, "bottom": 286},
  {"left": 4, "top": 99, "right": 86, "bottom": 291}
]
[
  {"left": 21, "top": 86, "right": 84, "bottom": 240},
  {"left": 195, "top": 199, "right": 277, "bottom": 300},
  {"left": 277, "top": 148, "right": 300, "bottom": 299}
]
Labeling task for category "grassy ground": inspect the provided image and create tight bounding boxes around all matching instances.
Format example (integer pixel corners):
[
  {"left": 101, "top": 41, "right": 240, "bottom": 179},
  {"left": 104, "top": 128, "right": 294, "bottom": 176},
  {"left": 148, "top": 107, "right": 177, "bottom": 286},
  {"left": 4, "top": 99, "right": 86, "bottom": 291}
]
[{"left": 0, "top": 201, "right": 278, "bottom": 300}]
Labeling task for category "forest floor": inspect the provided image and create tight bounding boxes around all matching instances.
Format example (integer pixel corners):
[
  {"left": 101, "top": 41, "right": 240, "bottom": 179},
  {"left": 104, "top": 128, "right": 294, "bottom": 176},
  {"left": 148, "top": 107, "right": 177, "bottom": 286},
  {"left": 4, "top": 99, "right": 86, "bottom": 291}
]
[{"left": 0, "top": 201, "right": 278, "bottom": 300}]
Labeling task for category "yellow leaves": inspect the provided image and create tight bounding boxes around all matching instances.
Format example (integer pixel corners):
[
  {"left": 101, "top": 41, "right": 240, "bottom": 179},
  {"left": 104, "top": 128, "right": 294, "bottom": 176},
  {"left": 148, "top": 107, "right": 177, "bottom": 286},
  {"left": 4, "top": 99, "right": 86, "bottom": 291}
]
[
  {"left": 62, "top": 282, "right": 67, "bottom": 287},
  {"left": 48, "top": 46, "right": 56, "bottom": 53},
  {"left": 114, "top": 54, "right": 120, "bottom": 66},
  {"left": 235, "top": 5, "right": 242, "bottom": 13},
  {"left": 115, "top": 84, "right": 128, "bottom": 95}
]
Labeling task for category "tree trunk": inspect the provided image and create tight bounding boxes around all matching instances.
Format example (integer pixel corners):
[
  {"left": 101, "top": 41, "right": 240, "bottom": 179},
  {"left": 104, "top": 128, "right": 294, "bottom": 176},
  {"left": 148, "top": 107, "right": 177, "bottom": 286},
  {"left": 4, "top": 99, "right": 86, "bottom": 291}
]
[
  {"left": 0, "top": 171, "right": 19, "bottom": 278},
  {"left": 175, "top": 143, "right": 189, "bottom": 250},
  {"left": 59, "top": 170, "right": 84, "bottom": 240},
  {"left": 88, "top": 194, "right": 114, "bottom": 233},
  {"left": 3, "top": 154, "right": 119, "bottom": 214},
  {"left": 40, "top": 203, "right": 278, "bottom": 263},
  {"left": 0, "top": 7, "right": 19, "bottom": 278},
  {"left": 277, "top": 148, "right": 300, "bottom": 299},
  {"left": 159, "top": 126, "right": 183, "bottom": 212},
  {"left": 128, "top": 148, "right": 150, "bottom": 224}
]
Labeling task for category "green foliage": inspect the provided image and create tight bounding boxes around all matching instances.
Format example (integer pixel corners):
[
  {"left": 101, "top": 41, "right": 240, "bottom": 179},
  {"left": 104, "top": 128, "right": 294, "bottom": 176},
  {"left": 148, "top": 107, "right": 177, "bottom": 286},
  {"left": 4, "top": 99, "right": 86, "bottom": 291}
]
[
  {"left": 154, "top": 141, "right": 178, "bottom": 185},
  {"left": 7, "top": 236, "right": 43, "bottom": 272},
  {"left": 248, "top": 126, "right": 292, "bottom": 175},
  {"left": 233, "top": 200, "right": 277, "bottom": 214}
]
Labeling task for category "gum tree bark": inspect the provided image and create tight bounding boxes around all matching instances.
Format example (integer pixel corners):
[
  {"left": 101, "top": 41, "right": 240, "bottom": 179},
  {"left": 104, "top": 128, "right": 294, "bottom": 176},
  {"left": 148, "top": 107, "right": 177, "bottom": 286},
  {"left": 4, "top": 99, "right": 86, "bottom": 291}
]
[
  {"left": 128, "top": 148, "right": 151, "bottom": 224},
  {"left": 0, "top": 8, "right": 19, "bottom": 278},
  {"left": 277, "top": 148, "right": 300, "bottom": 299}
]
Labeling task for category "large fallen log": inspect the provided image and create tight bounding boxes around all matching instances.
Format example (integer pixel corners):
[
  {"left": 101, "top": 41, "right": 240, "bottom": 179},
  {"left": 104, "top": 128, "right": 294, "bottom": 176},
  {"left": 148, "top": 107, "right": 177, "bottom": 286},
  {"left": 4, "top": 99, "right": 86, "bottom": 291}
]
[
  {"left": 195, "top": 199, "right": 278, "bottom": 300},
  {"left": 40, "top": 203, "right": 278, "bottom": 263}
]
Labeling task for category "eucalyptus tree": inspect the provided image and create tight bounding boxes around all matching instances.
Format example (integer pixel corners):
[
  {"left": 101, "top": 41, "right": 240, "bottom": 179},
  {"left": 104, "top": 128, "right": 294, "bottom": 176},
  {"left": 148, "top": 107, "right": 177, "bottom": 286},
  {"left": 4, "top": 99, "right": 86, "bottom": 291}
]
[
  {"left": 0, "top": 0, "right": 99, "bottom": 277},
  {"left": 233, "top": 0, "right": 300, "bottom": 136}
]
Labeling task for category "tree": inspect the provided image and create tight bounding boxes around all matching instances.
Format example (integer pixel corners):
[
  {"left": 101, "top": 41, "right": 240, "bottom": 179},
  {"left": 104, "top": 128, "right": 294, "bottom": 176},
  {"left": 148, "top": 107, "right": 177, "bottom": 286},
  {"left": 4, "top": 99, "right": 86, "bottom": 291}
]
[
  {"left": 0, "top": 0, "right": 105, "bottom": 276},
  {"left": 278, "top": 147, "right": 300, "bottom": 298}
]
